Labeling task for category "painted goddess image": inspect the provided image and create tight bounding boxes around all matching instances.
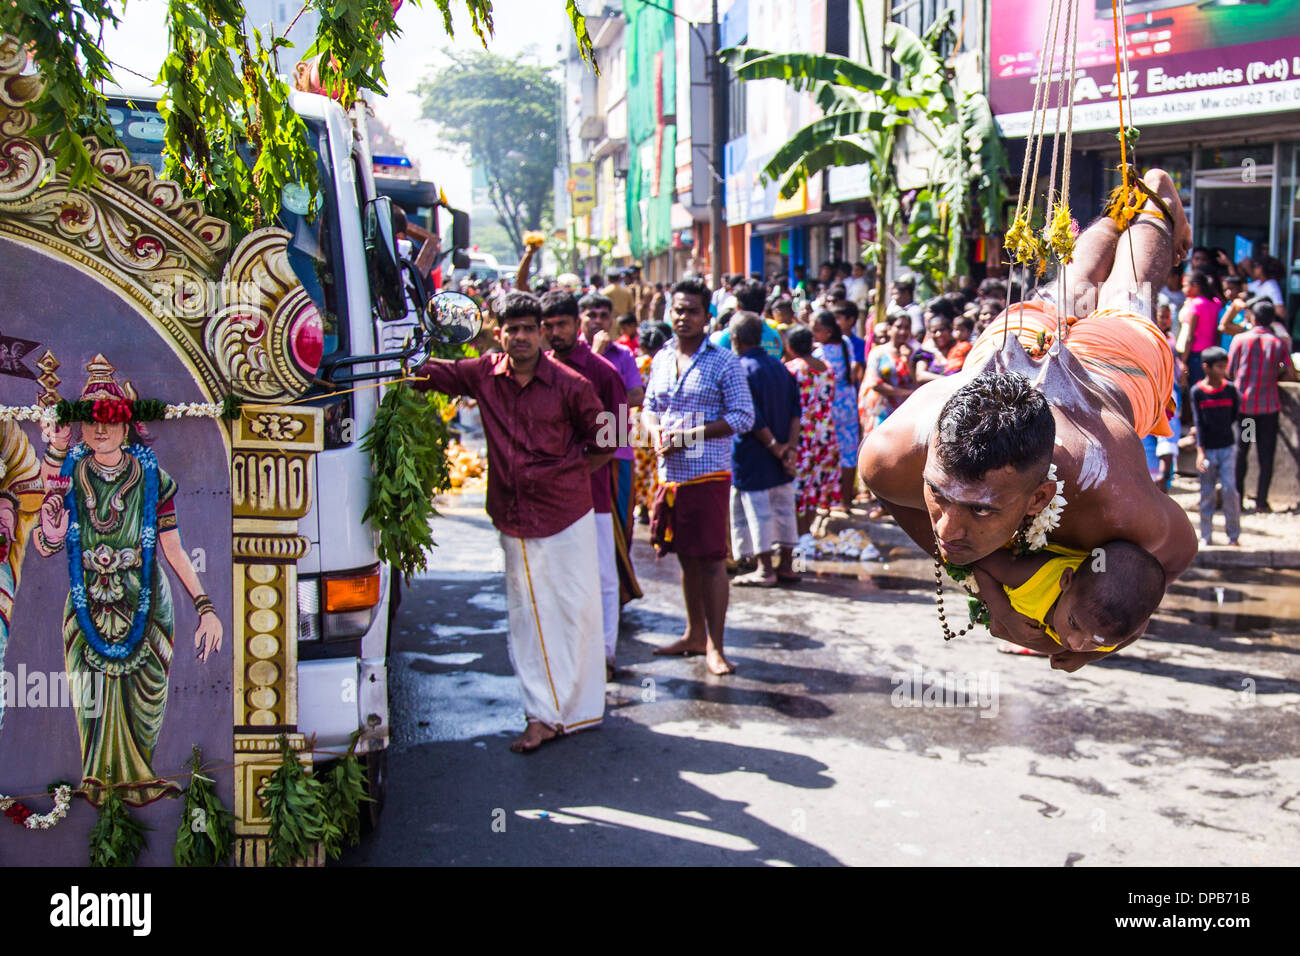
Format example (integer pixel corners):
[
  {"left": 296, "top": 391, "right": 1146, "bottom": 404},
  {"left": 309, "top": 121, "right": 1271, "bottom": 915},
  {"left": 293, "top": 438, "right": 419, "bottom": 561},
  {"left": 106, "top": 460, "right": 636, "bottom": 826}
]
[{"left": 34, "top": 355, "right": 222, "bottom": 806}]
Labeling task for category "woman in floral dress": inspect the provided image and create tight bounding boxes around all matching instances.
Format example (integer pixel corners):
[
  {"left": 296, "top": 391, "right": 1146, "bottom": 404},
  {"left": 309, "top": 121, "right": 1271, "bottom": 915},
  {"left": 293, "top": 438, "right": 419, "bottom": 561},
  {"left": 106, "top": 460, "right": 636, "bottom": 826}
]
[
  {"left": 812, "top": 310, "right": 860, "bottom": 510},
  {"left": 786, "top": 326, "right": 842, "bottom": 533},
  {"left": 632, "top": 325, "right": 669, "bottom": 523}
]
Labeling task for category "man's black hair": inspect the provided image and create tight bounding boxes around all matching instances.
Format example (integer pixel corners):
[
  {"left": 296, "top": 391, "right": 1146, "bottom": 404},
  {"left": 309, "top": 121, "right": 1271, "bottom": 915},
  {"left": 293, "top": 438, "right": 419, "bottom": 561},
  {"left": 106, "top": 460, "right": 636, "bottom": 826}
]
[
  {"left": 539, "top": 289, "right": 579, "bottom": 319},
  {"left": 893, "top": 273, "right": 916, "bottom": 291},
  {"left": 787, "top": 325, "right": 814, "bottom": 357},
  {"left": 927, "top": 295, "right": 959, "bottom": 322},
  {"left": 831, "top": 300, "right": 859, "bottom": 322},
  {"left": 617, "top": 312, "right": 638, "bottom": 327},
  {"left": 579, "top": 292, "right": 613, "bottom": 312},
  {"left": 1074, "top": 540, "right": 1166, "bottom": 639},
  {"left": 1247, "top": 299, "right": 1276, "bottom": 326},
  {"left": 935, "top": 370, "right": 1055, "bottom": 482},
  {"left": 639, "top": 324, "right": 668, "bottom": 353},
  {"left": 729, "top": 311, "right": 765, "bottom": 348},
  {"left": 734, "top": 278, "right": 767, "bottom": 313},
  {"left": 672, "top": 276, "right": 712, "bottom": 307},
  {"left": 827, "top": 283, "right": 848, "bottom": 300},
  {"left": 500, "top": 290, "right": 542, "bottom": 324}
]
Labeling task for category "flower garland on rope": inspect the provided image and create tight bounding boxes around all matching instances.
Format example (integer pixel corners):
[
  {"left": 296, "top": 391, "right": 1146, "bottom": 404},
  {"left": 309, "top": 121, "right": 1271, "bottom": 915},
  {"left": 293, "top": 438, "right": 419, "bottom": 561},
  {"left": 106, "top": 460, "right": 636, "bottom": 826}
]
[
  {"left": 0, "top": 395, "right": 242, "bottom": 428},
  {"left": 0, "top": 784, "right": 73, "bottom": 830},
  {"left": 62, "top": 443, "right": 159, "bottom": 661}
]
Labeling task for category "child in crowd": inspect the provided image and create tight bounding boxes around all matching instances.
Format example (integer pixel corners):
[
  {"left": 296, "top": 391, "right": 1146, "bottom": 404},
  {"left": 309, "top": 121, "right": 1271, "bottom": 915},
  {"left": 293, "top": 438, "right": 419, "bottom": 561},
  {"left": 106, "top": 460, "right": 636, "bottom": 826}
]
[
  {"left": 971, "top": 539, "right": 1166, "bottom": 658},
  {"left": 946, "top": 315, "right": 975, "bottom": 373},
  {"left": 616, "top": 313, "right": 638, "bottom": 351},
  {"left": 1190, "top": 346, "right": 1240, "bottom": 546}
]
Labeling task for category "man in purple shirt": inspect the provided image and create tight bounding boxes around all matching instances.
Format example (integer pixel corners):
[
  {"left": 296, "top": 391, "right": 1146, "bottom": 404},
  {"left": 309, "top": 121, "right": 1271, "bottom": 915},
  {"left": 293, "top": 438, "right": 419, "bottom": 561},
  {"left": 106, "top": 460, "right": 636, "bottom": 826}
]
[
  {"left": 541, "top": 290, "right": 637, "bottom": 678},
  {"left": 580, "top": 293, "right": 644, "bottom": 544},
  {"left": 415, "top": 291, "right": 613, "bottom": 753}
]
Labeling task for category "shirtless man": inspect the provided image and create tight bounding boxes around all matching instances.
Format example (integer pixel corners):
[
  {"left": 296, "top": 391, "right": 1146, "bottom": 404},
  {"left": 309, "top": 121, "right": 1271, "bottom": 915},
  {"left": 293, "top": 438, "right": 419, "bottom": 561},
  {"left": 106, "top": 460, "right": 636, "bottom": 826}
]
[{"left": 860, "top": 169, "right": 1197, "bottom": 671}]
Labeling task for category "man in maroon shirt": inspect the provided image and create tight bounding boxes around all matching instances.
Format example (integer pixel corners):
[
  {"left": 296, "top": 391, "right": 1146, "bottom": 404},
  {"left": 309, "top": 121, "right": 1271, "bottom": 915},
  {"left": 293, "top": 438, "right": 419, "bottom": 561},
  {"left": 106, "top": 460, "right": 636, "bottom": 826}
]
[
  {"left": 415, "top": 291, "right": 614, "bottom": 753},
  {"left": 540, "top": 290, "right": 630, "bottom": 680}
]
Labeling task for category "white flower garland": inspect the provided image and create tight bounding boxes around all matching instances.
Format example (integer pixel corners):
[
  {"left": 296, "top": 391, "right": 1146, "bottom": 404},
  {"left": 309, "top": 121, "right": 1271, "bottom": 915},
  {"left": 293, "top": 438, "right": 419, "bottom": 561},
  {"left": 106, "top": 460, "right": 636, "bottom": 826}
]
[
  {"left": 0, "top": 784, "right": 73, "bottom": 830},
  {"left": 1023, "top": 463, "right": 1067, "bottom": 552},
  {"left": 0, "top": 403, "right": 229, "bottom": 427}
]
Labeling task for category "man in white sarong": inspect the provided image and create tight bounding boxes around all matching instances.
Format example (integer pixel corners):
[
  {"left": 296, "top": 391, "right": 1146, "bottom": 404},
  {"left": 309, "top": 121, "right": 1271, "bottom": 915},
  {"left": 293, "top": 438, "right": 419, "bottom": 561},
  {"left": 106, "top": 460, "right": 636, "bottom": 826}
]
[{"left": 415, "top": 291, "right": 612, "bottom": 752}]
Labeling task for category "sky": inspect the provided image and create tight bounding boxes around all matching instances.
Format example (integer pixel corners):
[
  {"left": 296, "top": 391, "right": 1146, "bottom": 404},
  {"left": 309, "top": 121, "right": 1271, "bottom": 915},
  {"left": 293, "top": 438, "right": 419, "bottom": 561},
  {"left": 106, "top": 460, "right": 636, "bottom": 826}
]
[{"left": 101, "top": 0, "right": 575, "bottom": 205}]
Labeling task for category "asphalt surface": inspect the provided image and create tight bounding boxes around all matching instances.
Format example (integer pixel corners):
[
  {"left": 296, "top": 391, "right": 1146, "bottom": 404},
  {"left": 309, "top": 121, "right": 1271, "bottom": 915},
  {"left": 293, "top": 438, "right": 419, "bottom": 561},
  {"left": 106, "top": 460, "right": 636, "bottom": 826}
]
[{"left": 344, "top": 492, "right": 1300, "bottom": 867}]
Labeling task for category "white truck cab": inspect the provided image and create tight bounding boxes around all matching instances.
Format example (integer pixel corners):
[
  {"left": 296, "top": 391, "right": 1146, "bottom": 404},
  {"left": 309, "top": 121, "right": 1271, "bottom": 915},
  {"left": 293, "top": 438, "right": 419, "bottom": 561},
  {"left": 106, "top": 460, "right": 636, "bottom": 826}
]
[{"left": 105, "top": 85, "right": 475, "bottom": 823}]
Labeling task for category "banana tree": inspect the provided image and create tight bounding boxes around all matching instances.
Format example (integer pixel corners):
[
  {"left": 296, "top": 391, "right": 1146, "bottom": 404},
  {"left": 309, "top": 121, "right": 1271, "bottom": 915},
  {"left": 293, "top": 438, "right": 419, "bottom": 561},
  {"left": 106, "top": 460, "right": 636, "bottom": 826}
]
[{"left": 722, "top": 8, "right": 1008, "bottom": 319}]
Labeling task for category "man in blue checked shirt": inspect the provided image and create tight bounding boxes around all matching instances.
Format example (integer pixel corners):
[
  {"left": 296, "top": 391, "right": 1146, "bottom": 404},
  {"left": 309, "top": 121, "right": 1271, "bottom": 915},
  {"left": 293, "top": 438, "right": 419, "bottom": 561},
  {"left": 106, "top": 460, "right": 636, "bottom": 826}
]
[{"left": 643, "top": 277, "right": 755, "bottom": 675}]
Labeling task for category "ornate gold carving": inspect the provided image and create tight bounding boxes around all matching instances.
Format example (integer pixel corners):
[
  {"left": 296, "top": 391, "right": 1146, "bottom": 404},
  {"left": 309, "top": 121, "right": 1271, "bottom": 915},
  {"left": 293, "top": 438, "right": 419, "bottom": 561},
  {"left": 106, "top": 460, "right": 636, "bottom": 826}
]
[
  {"left": 0, "top": 34, "right": 320, "bottom": 405},
  {"left": 35, "top": 350, "right": 60, "bottom": 407},
  {"left": 249, "top": 412, "right": 307, "bottom": 442},
  {"left": 208, "top": 228, "right": 320, "bottom": 401},
  {"left": 233, "top": 562, "right": 296, "bottom": 728}
]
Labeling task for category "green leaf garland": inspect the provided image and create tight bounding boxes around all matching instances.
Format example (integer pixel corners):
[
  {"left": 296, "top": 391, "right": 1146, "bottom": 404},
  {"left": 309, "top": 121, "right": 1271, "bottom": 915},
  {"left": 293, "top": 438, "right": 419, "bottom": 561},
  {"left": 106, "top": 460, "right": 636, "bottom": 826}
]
[
  {"left": 360, "top": 383, "right": 453, "bottom": 580},
  {"left": 320, "top": 733, "right": 372, "bottom": 859},
  {"left": 173, "top": 747, "right": 234, "bottom": 867},
  {"left": 261, "top": 734, "right": 338, "bottom": 867},
  {"left": 88, "top": 788, "right": 151, "bottom": 867}
]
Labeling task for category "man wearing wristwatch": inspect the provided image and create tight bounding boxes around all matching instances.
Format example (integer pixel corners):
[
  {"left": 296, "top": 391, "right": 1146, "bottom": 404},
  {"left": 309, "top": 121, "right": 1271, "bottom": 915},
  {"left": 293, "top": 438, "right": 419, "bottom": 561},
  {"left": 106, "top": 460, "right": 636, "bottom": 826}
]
[{"left": 727, "top": 312, "right": 802, "bottom": 588}]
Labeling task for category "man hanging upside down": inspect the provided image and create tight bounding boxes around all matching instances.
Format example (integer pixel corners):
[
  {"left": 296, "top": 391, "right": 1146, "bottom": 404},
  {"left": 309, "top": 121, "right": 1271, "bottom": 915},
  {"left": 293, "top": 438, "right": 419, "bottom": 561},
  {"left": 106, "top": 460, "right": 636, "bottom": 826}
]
[{"left": 860, "top": 168, "right": 1198, "bottom": 671}]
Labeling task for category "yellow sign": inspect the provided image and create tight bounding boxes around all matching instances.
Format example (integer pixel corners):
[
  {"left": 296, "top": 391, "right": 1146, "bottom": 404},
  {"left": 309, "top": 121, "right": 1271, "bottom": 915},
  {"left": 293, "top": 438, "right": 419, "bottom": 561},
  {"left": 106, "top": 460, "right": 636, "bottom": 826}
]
[{"left": 570, "top": 162, "right": 596, "bottom": 216}]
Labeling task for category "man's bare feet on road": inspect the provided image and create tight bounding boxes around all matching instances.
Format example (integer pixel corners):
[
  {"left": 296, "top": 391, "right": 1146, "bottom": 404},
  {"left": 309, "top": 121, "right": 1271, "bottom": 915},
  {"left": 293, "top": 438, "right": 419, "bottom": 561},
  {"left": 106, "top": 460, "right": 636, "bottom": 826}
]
[
  {"left": 509, "top": 720, "right": 558, "bottom": 753},
  {"left": 655, "top": 634, "right": 706, "bottom": 656},
  {"left": 706, "top": 649, "right": 735, "bottom": 675}
]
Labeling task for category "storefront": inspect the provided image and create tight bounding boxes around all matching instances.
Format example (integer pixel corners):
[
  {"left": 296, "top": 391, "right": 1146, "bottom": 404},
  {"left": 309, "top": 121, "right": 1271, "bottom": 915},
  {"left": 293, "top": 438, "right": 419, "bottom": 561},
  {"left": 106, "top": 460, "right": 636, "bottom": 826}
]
[{"left": 989, "top": 0, "right": 1300, "bottom": 322}]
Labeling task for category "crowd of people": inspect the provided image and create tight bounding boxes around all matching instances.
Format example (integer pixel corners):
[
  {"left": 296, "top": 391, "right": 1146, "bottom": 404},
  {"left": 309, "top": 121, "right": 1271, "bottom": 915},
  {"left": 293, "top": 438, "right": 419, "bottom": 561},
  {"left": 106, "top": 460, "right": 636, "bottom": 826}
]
[{"left": 423, "top": 226, "right": 1296, "bottom": 752}]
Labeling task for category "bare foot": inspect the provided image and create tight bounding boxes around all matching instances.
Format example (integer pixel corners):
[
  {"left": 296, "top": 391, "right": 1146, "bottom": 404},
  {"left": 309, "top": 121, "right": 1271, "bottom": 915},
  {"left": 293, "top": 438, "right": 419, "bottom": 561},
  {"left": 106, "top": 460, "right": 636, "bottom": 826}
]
[
  {"left": 706, "top": 649, "right": 736, "bottom": 675},
  {"left": 509, "top": 720, "right": 558, "bottom": 754},
  {"left": 655, "top": 634, "right": 707, "bottom": 656}
]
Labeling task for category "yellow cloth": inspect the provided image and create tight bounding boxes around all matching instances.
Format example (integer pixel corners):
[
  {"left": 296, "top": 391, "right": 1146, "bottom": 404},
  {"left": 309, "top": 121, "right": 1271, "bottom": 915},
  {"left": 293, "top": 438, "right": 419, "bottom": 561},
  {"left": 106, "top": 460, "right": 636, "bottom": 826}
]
[{"left": 1003, "top": 544, "right": 1118, "bottom": 652}]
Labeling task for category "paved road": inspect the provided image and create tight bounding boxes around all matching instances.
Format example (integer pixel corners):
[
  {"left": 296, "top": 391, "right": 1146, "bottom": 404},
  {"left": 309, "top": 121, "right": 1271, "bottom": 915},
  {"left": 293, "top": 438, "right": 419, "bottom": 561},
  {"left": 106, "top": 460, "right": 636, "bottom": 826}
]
[{"left": 345, "top": 492, "right": 1300, "bottom": 866}]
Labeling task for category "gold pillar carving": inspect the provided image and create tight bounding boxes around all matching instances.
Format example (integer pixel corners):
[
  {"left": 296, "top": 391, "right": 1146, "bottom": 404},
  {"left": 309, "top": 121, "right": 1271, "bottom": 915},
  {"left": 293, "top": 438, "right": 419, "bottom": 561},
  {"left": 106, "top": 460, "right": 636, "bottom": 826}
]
[{"left": 231, "top": 405, "right": 323, "bottom": 864}]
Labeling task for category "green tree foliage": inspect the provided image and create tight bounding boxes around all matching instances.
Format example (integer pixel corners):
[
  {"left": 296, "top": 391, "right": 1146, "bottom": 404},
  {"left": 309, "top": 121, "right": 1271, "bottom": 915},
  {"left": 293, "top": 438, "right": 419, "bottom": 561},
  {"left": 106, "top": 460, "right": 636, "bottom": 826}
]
[
  {"left": 1, "top": 0, "right": 590, "bottom": 242},
  {"left": 418, "top": 51, "right": 560, "bottom": 258},
  {"left": 724, "top": 8, "right": 1008, "bottom": 309},
  {"left": 0, "top": 0, "right": 123, "bottom": 188},
  {"left": 159, "top": 0, "right": 320, "bottom": 241}
]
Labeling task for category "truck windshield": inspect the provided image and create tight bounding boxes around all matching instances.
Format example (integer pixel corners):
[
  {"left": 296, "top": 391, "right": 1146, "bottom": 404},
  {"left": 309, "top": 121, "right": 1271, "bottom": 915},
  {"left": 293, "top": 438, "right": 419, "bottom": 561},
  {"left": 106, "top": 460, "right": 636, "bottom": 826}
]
[{"left": 107, "top": 101, "right": 348, "bottom": 356}]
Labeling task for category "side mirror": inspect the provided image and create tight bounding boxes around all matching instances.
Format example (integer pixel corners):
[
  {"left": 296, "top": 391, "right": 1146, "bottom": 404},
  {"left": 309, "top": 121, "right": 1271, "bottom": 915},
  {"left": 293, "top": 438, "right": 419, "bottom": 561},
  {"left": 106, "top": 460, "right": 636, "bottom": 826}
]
[
  {"left": 424, "top": 291, "right": 483, "bottom": 345},
  {"left": 365, "top": 195, "right": 406, "bottom": 319},
  {"left": 450, "top": 207, "right": 471, "bottom": 269},
  {"left": 451, "top": 208, "right": 470, "bottom": 251}
]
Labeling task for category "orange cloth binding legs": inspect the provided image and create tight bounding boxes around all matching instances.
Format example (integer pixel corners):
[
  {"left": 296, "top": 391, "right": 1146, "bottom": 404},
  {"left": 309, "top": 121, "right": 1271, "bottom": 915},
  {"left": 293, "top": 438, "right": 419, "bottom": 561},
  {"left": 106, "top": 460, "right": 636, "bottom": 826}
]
[{"left": 965, "top": 303, "right": 1175, "bottom": 438}]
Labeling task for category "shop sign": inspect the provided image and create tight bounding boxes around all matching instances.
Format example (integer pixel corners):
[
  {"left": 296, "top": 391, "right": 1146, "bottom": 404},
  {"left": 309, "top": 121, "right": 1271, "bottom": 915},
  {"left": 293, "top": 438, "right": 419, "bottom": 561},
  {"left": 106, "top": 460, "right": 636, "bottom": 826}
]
[{"left": 989, "top": 0, "right": 1300, "bottom": 136}]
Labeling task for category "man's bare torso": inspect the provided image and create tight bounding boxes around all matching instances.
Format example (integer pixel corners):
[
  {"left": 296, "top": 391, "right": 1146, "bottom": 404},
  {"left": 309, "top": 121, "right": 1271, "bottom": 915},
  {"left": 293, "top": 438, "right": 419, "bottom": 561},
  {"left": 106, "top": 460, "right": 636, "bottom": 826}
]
[{"left": 865, "top": 335, "right": 1194, "bottom": 578}]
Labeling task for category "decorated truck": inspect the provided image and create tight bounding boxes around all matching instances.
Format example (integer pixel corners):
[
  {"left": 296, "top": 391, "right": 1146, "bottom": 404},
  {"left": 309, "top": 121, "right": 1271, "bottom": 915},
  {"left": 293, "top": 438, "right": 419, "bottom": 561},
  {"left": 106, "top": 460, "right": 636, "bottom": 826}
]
[{"left": 0, "top": 35, "right": 477, "bottom": 864}]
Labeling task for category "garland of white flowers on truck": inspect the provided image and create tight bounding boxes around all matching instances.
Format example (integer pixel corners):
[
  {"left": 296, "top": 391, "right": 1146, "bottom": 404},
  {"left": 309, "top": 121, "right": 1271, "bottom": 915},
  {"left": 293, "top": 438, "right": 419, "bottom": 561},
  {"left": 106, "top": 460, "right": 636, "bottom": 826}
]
[{"left": 0, "top": 396, "right": 243, "bottom": 427}]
